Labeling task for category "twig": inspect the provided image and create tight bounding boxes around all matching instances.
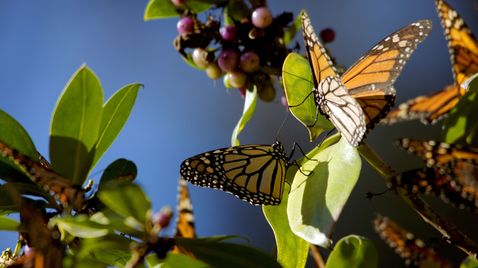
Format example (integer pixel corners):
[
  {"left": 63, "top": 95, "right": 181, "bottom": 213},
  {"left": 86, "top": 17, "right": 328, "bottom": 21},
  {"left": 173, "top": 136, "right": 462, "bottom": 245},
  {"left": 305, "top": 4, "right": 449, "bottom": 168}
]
[{"left": 309, "top": 244, "right": 326, "bottom": 268}]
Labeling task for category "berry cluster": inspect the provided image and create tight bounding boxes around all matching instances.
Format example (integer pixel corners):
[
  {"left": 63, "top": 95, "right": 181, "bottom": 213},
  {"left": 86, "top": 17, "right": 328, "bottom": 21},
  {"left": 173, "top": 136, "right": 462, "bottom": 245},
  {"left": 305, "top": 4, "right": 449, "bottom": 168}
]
[{"left": 173, "top": 1, "right": 296, "bottom": 102}]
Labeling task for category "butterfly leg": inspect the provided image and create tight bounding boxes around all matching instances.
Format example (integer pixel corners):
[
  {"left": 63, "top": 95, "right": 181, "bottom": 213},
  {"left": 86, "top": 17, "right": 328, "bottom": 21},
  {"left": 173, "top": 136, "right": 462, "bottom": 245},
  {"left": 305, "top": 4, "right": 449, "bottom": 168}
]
[{"left": 288, "top": 90, "right": 314, "bottom": 108}]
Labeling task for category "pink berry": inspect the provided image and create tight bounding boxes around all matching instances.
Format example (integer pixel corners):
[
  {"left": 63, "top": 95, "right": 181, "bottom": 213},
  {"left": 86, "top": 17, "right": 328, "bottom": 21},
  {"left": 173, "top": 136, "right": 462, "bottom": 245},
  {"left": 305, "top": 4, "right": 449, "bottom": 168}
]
[
  {"left": 206, "top": 63, "right": 222, "bottom": 79},
  {"left": 251, "top": 7, "right": 273, "bottom": 28},
  {"left": 153, "top": 206, "right": 173, "bottom": 228},
  {"left": 217, "top": 49, "right": 239, "bottom": 72},
  {"left": 320, "top": 28, "right": 335, "bottom": 43},
  {"left": 240, "top": 51, "right": 260, "bottom": 73},
  {"left": 281, "top": 95, "right": 288, "bottom": 108},
  {"left": 171, "top": 0, "right": 186, "bottom": 7},
  {"left": 177, "top": 17, "right": 194, "bottom": 35},
  {"left": 229, "top": 71, "right": 247, "bottom": 88},
  {"left": 192, "top": 48, "right": 209, "bottom": 68},
  {"left": 220, "top": 25, "right": 238, "bottom": 42}
]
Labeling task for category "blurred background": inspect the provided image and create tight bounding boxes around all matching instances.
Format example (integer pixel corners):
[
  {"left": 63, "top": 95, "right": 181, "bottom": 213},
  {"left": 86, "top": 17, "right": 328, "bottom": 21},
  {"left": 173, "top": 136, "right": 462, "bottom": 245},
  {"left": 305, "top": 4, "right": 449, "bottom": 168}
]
[{"left": 0, "top": 0, "right": 477, "bottom": 266}]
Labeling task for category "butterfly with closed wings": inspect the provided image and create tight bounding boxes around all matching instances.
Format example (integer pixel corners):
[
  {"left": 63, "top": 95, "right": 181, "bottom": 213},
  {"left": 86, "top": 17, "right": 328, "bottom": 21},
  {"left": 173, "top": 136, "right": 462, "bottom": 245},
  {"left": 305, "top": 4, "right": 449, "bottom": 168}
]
[
  {"left": 180, "top": 142, "right": 288, "bottom": 206},
  {"left": 384, "top": 0, "right": 478, "bottom": 124},
  {"left": 300, "top": 11, "right": 432, "bottom": 146}
]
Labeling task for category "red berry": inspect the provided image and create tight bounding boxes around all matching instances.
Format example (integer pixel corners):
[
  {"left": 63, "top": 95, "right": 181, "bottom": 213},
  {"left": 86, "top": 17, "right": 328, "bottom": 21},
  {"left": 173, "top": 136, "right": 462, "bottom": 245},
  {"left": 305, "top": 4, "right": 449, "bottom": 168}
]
[
  {"left": 177, "top": 17, "right": 194, "bottom": 35},
  {"left": 220, "top": 25, "right": 237, "bottom": 42},
  {"left": 192, "top": 48, "right": 209, "bottom": 68},
  {"left": 240, "top": 51, "right": 260, "bottom": 73},
  {"left": 229, "top": 71, "right": 247, "bottom": 88},
  {"left": 252, "top": 7, "right": 273, "bottom": 28},
  {"left": 217, "top": 49, "right": 239, "bottom": 72},
  {"left": 153, "top": 206, "right": 173, "bottom": 229},
  {"left": 320, "top": 28, "right": 335, "bottom": 43}
]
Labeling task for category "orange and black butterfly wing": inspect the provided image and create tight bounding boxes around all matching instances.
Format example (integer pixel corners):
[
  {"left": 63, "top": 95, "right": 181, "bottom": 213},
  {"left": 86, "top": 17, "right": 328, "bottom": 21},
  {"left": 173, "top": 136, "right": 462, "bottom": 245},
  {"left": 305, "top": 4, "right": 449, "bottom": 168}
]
[
  {"left": 180, "top": 142, "right": 287, "bottom": 205},
  {"left": 342, "top": 20, "right": 432, "bottom": 129},
  {"left": 0, "top": 141, "right": 85, "bottom": 210},
  {"left": 436, "top": 0, "right": 478, "bottom": 89},
  {"left": 302, "top": 11, "right": 366, "bottom": 146},
  {"left": 173, "top": 178, "right": 196, "bottom": 256},
  {"left": 373, "top": 214, "right": 454, "bottom": 267}
]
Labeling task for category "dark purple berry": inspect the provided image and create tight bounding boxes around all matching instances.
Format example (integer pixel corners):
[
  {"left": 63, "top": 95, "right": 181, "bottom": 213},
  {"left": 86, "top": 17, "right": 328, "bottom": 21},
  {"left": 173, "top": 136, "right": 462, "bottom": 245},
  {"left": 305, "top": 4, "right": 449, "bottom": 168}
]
[
  {"left": 220, "top": 25, "right": 238, "bottom": 42},
  {"left": 217, "top": 49, "right": 239, "bottom": 72},
  {"left": 320, "top": 28, "right": 335, "bottom": 43},
  {"left": 177, "top": 17, "right": 194, "bottom": 35},
  {"left": 240, "top": 51, "right": 260, "bottom": 73}
]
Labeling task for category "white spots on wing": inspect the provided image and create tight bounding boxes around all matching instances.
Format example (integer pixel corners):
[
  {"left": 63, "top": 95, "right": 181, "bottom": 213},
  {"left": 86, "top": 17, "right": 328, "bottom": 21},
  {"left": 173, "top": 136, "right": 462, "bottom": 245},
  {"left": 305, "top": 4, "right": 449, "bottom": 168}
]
[
  {"left": 392, "top": 34, "right": 400, "bottom": 43},
  {"left": 398, "top": 40, "right": 408, "bottom": 47}
]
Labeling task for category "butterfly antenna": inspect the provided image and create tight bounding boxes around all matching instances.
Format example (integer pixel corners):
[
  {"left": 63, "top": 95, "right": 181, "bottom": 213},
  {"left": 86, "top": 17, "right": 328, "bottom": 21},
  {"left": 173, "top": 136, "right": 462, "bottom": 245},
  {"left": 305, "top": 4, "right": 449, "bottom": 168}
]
[{"left": 274, "top": 112, "right": 290, "bottom": 141}]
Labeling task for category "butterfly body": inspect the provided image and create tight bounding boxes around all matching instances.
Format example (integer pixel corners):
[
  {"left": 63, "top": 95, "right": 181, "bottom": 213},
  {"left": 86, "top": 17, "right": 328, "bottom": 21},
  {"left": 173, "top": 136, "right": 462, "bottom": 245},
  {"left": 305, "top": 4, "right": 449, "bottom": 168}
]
[
  {"left": 180, "top": 141, "right": 287, "bottom": 205},
  {"left": 301, "top": 12, "right": 431, "bottom": 146}
]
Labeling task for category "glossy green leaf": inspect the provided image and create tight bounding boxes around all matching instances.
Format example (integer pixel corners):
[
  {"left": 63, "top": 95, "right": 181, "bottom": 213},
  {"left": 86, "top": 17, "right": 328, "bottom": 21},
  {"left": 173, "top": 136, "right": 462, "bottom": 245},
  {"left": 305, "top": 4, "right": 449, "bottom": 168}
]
[
  {"left": 98, "top": 158, "right": 137, "bottom": 190},
  {"left": 0, "top": 215, "right": 19, "bottom": 231},
  {"left": 50, "top": 65, "right": 104, "bottom": 185},
  {"left": 146, "top": 253, "right": 210, "bottom": 268},
  {"left": 90, "top": 210, "right": 144, "bottom": 237},
  {"left": 443, "top": 73, "right": 478, "bottom": 145},
  {"left": 263, "top": 165, "right": 309, "bottom": 268},
  {"left": 282, "top": 53, "right": 333, "bottom": 141},
  {"left": 325, "top": 235, "right": 378, "bottom": 268},
  {"left": 0, "top": 109, "right": 39, "bottom": 182},
  {"left": 144, "top": 0, "right": 212, "bottom": 20},
  {"left": 98, "top": 182, "right": 151, "bottom": 227},
  {"left": 225, "top": 0, "right": 250, "bottom": 22},
  {"left": 283, "top": 10, "right": 303, "bottom": 45},
  {"left": 231, "top": 86, "right": 257, "bottom": 146},
  {"left": 92, "top": 84, "right": 140, "bottom": 168},
  {"left": 2, "top": 182, "right": 54, "bottom": 204},
  {"left": 461, "top": 255, "right": 478, "bottom": 268},
  {"left": 288, "top": 137, "right": 361, "bottom": 247},
  {"left": 175, "top": 237, "right": 281, "bottom": 268},
  {"left": 73, "top": 235, "right": 132, "bottom": 267},
  {"left": 51, "top": 215, "right": 110, "bottom": 238}
]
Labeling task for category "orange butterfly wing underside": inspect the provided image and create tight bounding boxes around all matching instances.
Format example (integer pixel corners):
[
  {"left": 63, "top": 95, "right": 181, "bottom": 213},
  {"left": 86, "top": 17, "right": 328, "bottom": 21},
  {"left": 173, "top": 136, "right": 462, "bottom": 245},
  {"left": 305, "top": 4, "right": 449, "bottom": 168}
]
[
  {"left": 384, "top": 0, "right": 478, "bottom": 124},
  {"left": 172, "top": 178, "right": 196, "bottom": 256}
]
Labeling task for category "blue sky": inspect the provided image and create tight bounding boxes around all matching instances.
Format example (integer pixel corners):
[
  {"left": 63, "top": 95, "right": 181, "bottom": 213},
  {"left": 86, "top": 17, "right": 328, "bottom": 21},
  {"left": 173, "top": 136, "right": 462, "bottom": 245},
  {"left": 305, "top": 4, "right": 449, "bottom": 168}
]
[{"left": 0, "top": 0, "right": 477, "bottom": 265}]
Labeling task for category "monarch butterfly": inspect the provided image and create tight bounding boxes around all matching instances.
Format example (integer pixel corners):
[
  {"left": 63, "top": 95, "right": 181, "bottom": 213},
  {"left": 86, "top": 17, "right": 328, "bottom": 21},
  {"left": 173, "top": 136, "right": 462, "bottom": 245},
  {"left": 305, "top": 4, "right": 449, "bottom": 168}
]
[
  {"left": 0, "top": 141, "right": 85, "bottom": 210},
  {"left": 383, "top": 0, "right": 478, "bottom": 124},
  {"left": 301, "top": 11, "right": 431, "bottom": 146},
  {"left": 172, "top": 178, "right": 197, "bottom": 256},
  {"left": 391, "top": 168, "right": 478, "bottom": 212},
  {"left": 373, "top": 214, "right": 454, "bottom": 268},
  {"left": 179, "top": 142, "right": 288, "bottom": 205}
]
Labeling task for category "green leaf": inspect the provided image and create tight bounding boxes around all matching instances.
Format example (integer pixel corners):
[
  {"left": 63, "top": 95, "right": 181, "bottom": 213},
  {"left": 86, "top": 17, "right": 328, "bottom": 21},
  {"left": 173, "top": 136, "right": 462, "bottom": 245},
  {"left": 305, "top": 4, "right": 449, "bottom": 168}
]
[
  {"left": 263, "top": 165, "right": 309, "bottom": 268},
  {"left": 50, "top": 65, "right": 104, "bottom": 185},
  {"left": 325, "top": 235, "right": 378, "bottom": 268},
  {"left": 231, "top": 86, "right": 257, "bottom": 146},
  {"left": 282, "top": 53, "right": 333, "bottom": 141},
  {"left": 90, "top": 210, "right": 144, "bottom": 237},
  {"left": 287, "top": 137, "right": 361, "bottom": 247},
  {"left": 73, "top": 235, "right": 132, "bottom": 267},
  {"left": 443, "top": 73, "right": 478, "bottom": 145},
  {"left": 92, "top": 84, "right": 140, "bottom": 168},
  {"left": 0, "top": 109, "right": 39, "bottom": 182},
  {"left": 0, "top": 215, "right": 19, "bottom": 231},
  {"left": 98, "top": 159, "right": 137, "bottom": 190},
  {"left": 225, "top": 0, "right": 250, "bottom": 23},
  {"left": 51, "top": 215, "right": 110, "bottom": 238},
  {"left": 98, "top": 182, "right": 151, "bottom": 227},
  {"left": 146, "top": 253, "right": 211, "bottom": 268},
  {"left": 175, "top": 237, "right": 281, "bottom": 268},
  {"left": 144, "top": 0, "right": 212, "bottom": 20},
  {"left": 461, "top": 255, "right": 478, "bottom": 268},
  {"left": 283, "top": 10, "right": 303, "bottom": 45}
]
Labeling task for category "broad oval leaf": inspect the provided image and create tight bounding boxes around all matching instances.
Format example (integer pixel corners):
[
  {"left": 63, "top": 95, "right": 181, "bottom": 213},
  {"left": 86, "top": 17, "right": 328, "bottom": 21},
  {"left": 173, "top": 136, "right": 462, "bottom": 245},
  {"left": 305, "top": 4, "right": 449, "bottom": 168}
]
[
  {"left": 231, "top": 86, "right": 257, "bottom": 146},
  {"left": 92, "top": 84, "right": 141, "bottom": 168},
  {"left": 282, "top": 53, "right": 333, "bottom": 141},
  {"left": 50, "top": 65, "right": 104, "bottom": 185},
  {"left": 98, "top": 182, "right": 151, "bottom": 227},
  {"left": 287, "top": 137, "right": 361, "bottom": 247},
  {"left": 175, "top": 237, "right": 281, "bottom": 268},
  {"left": 443, "top": 73, "right": 478, "bottom": 145},
  {"left": 51, "top": 215, "right": 110, "bottom": 238},
  {"left": 263, "top": 165, "right": 309, "bottom": 268},
  {"left": 72, "top": 235, "right": 132, "bottom": 267},
  {"left": 146, "top": 253, "right": 210, "bottom": 268},
  {"left": 144, "top": 0, "right": 212, "bottom": 20},
  {"left": 0, "top": 215, "right": 19, "bottom": 231},
  {"left": 98, "top": 158, "right": 137, "bottom": 190},
  {"left": 325, "top": 235, "right": 378, "bottom": 268},
  {"left": 461, "top": 256, "right": 478, "bottom": 268}
]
